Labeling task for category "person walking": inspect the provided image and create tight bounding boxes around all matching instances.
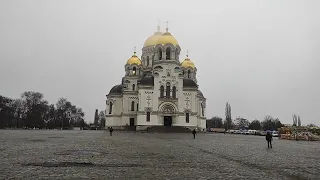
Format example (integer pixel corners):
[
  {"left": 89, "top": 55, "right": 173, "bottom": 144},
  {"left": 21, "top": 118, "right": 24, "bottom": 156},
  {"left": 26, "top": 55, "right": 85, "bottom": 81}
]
[
  {"left": 109, "top": 127, "right": 113, "bottom": 136},
  {"left": 266, "top": 131, "right": 273, "bottom": 148},
  {"left": 192, "top": 129, "right": 196, "bottom": 139}
]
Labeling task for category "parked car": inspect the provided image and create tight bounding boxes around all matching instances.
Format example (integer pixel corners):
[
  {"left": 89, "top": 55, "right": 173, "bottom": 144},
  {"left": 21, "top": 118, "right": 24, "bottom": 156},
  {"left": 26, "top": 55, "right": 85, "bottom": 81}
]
[
  {"left": 234, "top": 130, "right": 241, "bottom": 134},
  {"left": 272, "top": 131, "right": 279, "bottom": 137},
  {"left": 259, "top": 131, "right": 267, "bottom": 136},
  {"left": 248, "top": 130, "right": 257, "bottom": 135}
]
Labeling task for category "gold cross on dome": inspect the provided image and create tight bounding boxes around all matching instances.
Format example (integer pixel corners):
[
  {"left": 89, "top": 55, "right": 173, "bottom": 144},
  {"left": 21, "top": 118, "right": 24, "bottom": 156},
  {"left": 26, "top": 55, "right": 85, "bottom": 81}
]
[
  {"left": 157, "top": 19, "right": 160, "bottom": 31},
  {"left": 165, "top": 21, "right": 169, "bottom": 31}
]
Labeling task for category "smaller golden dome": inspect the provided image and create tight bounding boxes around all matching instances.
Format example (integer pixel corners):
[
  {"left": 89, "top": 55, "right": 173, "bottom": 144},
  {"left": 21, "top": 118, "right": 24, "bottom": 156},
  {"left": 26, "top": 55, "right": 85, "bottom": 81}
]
[
  {"left": 126, "top": 51, "right": 141, "bottom": 65},
  {"left": 156, "top": 29, "right": 179, "bottom": 46},
  {"left": 181, "top": 56, "right": 195, "bottom": 68}
]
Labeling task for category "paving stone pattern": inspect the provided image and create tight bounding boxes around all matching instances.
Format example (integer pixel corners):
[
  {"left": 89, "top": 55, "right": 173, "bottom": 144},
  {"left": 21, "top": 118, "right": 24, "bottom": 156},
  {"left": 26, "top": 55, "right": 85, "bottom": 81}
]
[{"left": 0, "top": 130, "right": 319, "bottom": 180}]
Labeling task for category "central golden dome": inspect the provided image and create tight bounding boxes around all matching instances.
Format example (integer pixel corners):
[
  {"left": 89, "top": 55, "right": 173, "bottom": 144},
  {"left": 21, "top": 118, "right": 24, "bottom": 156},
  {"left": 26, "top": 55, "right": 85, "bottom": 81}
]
[
  {"left": 126, "top": 52, "right": 141, "bottom": 65},
  {"left": 181, "top": 56, "right": 195, "bottom": 68},
  {"left": 143, "top": 29, "right": 163, "bottom": 47},
  {"left": 156, "top": 29, "right": 179, "bottom": 46}
]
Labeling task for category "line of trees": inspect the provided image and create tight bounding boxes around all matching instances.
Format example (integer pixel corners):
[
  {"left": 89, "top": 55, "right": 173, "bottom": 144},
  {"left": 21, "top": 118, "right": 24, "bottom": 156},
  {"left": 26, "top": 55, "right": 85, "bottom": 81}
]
[
  {"left": 92, "top": 109, "right": 106, "bottom": 128},
  {"left": 207, "top": 115, "right": 283, "bottom": 131},
  {"left": 206, "top": 102, "right": 284, "bottom": 131},
  {"left": 0, "top": 91, "right": 87, "bottom": 129}
]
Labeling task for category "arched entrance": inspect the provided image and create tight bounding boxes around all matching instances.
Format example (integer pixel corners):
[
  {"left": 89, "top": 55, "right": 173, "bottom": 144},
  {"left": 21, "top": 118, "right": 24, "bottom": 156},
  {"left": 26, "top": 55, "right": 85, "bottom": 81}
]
[
  {"left": 164, "top": 116, "right": 172, "bottom": 126},
  {"left": 159, "top": 103, "right": 177, "bottom": 127}
]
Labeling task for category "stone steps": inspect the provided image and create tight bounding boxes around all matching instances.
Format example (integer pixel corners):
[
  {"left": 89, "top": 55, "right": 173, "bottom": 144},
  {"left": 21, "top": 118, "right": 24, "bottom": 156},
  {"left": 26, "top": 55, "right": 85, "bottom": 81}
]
[{"left": 147, "top": 126, "right": 192, "bottom": 133}]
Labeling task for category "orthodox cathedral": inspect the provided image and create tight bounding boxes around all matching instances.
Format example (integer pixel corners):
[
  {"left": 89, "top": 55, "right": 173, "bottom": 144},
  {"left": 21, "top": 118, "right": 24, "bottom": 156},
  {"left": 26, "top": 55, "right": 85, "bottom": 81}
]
[{"left": 105, "top": 25, "right": 207, "bottom": 131}]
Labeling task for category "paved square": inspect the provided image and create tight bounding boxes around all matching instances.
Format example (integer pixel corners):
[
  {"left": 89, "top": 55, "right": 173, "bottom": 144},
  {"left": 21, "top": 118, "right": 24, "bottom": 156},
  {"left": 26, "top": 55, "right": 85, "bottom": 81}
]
[{"left": 0, "top": 130, "right": 319, "bottom": 180}]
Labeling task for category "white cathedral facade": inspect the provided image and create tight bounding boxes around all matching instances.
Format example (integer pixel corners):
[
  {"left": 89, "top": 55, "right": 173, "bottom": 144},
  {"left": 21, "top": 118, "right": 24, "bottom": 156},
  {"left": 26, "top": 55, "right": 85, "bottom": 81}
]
[{"left": 105, "top": 25, "right": 207, "bottom": 131}]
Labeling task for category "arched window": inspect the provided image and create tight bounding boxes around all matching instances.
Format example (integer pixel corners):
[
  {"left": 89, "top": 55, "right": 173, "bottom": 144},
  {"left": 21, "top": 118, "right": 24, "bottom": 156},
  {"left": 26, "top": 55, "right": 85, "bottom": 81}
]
[
  {"left": 201, "top": 104, "right": 204, "bottom": 116},
  {"left": 188, "top": 70, "right": 191, "bottom": 78},
  {"left": 131, "top": 101, "right": 134, "bottom": 111},
  {"left": 166, "top": 83, "right": 170, "bottom": 98},
  {"left": 166, "top": 47, "right": 171, "bottom": 60},
  {"left": 147, "top": 56, "right": 149, "bottom": 66},
  {"left": 136, "top": 103, "right": 139, "bottom": 111},
  {"left": 186, "top": 113, "right": 189, "bottom": 123},
  {"left": 133, "top": 67, "right": 136, "bottom": 75},
  {"left": 132, "top": 84, "right": 135, "bottom": 91},
  {"left": 154, "top": 66, "right": 163, "bottom": 70},
  {"left": 160, "top": 86, "right": 164, "bottom": 98},
  {"left": 146, "top": 112, "right": 150, "bottom": 122},
  {"left": 182, "top": 70, "right": 185, "bottom": 75},
  {"left": 158, "top": 48, "right": 162, "bottom": 60},
  {"left": 172, "top": 86, "right": 176, "bottom": 98},
  {"left": 109, "top": 102, "right": 113, "bottom": 114},
  {"left": 175, "top": 49, "right": 179, "bottom": 60}
]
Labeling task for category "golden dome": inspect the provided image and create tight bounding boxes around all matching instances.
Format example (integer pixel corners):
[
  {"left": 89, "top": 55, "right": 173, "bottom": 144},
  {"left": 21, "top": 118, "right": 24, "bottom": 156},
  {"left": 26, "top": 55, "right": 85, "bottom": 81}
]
[
  {"left": 143, "top": 31, "right": 163, "bottom": 47},
  {"left": 126, "top": 52, "right": 141, "bottom": 65},
  {"left": 181, "top": 56, "right": 195, "bottom": 68},
  {"left": 156, "top": 29, "right": 179, "bottom": 46}
]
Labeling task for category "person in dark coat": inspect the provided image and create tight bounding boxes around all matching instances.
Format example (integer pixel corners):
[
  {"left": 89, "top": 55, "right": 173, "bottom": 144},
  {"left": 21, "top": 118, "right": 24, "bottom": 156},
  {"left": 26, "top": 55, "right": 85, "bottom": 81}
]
[
  {"left": 109, "top": 127, "right": 113, "bottom": 136},
  {"left": 192, "top": 129, "right": 196, "bottom": 139},
  {"left": 266, "top": 131, "right": 273, "bottom": 148}
]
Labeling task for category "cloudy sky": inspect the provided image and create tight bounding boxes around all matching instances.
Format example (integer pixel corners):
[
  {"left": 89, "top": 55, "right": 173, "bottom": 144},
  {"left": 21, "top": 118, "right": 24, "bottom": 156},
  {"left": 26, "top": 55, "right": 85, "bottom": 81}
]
[{"left": 0, "top": 0, "right": 319, "bottom": 125}]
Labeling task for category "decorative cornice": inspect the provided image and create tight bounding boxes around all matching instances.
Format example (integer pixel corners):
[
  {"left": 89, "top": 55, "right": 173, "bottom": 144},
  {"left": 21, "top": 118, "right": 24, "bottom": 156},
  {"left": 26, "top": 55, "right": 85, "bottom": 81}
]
[
  {"left": 158, "top": 97, "right": 178, "bottom": 102},
  {"left": 153, "top": 60, "right": 180, "bottom": 66},
  {"left": 106, "top": 114, "right": 122, "bottom": 118},
  {"left": 106, "top": 94, "right": 123, "bottom": 98},
  {"left": 122, "top": 91, "right": 139, "bottom": 95},
  {"left": 182, "top": 87, "right": 198, "bottom": 91},
  {"left": 138, "top": 85, "right": 153, "bottom": 89}
]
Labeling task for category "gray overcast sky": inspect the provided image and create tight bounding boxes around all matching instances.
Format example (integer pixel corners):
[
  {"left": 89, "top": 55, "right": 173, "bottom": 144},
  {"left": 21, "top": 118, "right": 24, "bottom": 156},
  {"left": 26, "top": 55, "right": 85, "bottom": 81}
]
[{"left": 0, "top": 0, "right": 319, "bottom": 125}]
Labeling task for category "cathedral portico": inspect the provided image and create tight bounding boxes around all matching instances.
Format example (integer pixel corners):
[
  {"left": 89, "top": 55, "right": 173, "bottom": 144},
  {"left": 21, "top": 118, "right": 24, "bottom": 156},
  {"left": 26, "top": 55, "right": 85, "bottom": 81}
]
[{"left": 105, "top": 24, "right": 206, "bottom": 131}]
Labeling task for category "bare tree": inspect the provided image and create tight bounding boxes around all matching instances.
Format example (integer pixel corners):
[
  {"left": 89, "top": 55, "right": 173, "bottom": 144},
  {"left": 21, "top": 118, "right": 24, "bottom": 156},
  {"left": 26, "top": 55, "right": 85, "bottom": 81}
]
[
  {"left": 298, "top": 116, "right": 301, "bottom": 127},
  {"left": 292, "top": 114, "right": 297, "bottom": 126},
  {"left": 225, "top": 102, "right": 232, "bottom": 130},
  {"left": 236, "top": 117, "right": 250, "bottom": 129},
  {"left": 94, "top": 109, "right": 99, "bottom": 126},
  {"left": 98, "top": 111, "right": 106, "bottom": 128}
]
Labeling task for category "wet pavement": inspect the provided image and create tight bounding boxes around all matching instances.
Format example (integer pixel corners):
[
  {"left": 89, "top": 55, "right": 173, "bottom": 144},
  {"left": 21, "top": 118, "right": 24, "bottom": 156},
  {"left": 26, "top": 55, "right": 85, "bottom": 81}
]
[{"left": 0, "top": 130, "right": 319, "bottom": 180}]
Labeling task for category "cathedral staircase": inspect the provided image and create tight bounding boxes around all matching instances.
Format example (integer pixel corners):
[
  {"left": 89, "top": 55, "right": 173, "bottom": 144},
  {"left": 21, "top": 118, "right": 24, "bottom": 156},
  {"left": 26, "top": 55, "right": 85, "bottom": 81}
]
[{"left": 147, "top": 126, "right": 192, "bottom": 133}]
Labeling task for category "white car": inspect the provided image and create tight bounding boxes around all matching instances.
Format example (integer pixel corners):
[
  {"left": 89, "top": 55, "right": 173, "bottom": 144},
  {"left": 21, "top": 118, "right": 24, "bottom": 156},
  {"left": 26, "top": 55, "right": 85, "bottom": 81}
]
[
  {"left": 248, "top": 130, "right": 257, "bottom": 135},
  {"left": 272, "top": 131, "right": 279, "bottom": 137},
  {"left": 260, "top": 131, "right": 267, "bottom": 136}
]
